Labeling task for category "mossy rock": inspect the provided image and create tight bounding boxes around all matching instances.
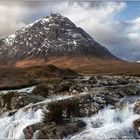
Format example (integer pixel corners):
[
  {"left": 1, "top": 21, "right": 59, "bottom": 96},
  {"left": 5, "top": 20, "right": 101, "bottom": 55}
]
[
  {"left": 32, "top": 84, "right": 49, "bottom": 98},
  {"left": 0, "top": 92, "right": 19, "bottom": 110},
  {"left": 0, "top": 92, "right": 44, "bottom": 114},
  {"left": 43, "top": 98, "right": 81, "bottom": 123}
]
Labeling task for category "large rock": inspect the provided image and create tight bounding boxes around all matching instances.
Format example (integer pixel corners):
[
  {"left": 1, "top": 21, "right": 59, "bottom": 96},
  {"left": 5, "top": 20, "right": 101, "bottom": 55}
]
[
  {"left": 134, "top": 99, "right": 140, "bottom": 114},
  {"left": 23, "top": 122, "right": 46, "bottom": 139},
  {"left": 89, "top": 77, "right": 97, "bottom": 84},
  {"left": 32, "top": 84, "right": 49, "bottom": 98},
  {"left": 55, "top": 80, "right": 74, "bottom": 93},
  {"left": 69, "top": 84, "right": 84, "bottom": 94},
  {"left": 23, "top": 120, "right": 86, "bottom": 139},
  {"left": 116, "top": 76, "right": 129, "bottom": 85},
  {"left": 103, "top": 94, "right": 119, "bottom": 105},
  {"left": 76, "top": 95, "right": 101, "bottom": 117},
  {"left": 0, "top": 92, "right": 44, "bottom": 115},
  {"left": 105, "top": 84, "right": 139, "bottom": 98},
  {"left": 133, "top": 118, "right": 140, "bottom": 135}
]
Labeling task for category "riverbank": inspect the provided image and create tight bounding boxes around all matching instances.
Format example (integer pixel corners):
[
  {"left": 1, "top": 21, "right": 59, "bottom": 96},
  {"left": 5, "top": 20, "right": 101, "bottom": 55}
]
[{"left": 0, "top": 75, "right": 140, "bottom": 139}]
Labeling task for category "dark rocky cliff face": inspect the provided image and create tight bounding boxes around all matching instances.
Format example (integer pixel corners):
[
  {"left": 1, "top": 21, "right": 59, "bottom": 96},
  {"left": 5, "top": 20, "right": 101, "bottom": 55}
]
[{"left": 0, "top": 13, "right": 117, "bottom": 63}]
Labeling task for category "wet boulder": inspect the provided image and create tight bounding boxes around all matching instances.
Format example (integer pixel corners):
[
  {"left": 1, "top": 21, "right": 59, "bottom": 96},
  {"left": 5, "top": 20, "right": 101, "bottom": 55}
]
[
  {"left": 32, "top": 84, "right": 49, "bottom": 98},
  {"left": 134, "top": 99, "right": 140, "bottom": 114},
  {"left": 0, "top": 92, "right": 44, "bottom": 115},
  {"left": 89, "top": 77, "right": 97, "bottom": 84},
  {"left": 104, "top": 94, "right": 119, "bottom": 105},
  {"left": 23, "top": 122, "right": 46, "bottom": 139},
  {"left": 78, "top": 95, "right": 100, "bottom": 116},
  {"left": 116, "top": 76, "right": 129, "bottom": 85},
  {"left": 123, "top": 85, "right": 138, "bottom": 95},
  {"left": 95, "top": 76, "right": 116, "bottom": 86},
  {"left": 114, "top": 102, "right": 127, "bottom": 110},
  {"left": 55, "top": 80, "right": 74, "bottom": 93},
  {"left": 69, "top": 84, "right": 83, "bottom": 94},
  {"left": 136, "top": 88, "right": 140, "bottom": 95},
  {"left": 133, "top": 118, "right": 140, "bottom": 135},
  {"left": 23, "top": 120, "right": 86, "bottom": 139}
]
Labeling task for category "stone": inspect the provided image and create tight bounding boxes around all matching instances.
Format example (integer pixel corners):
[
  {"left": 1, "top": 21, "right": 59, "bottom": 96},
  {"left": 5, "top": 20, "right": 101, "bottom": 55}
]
[
  {"left": 32, "top": 84, "right": 49, "bottom": 98},
  {"left": 55, "top": 80, "right": 74, "bottom": 93},
  {"left": 23, "top": 122, "right": 46, "bottom": 139},
  {"left": 134, "top": 99, "right": 140, "bottom": 114},
  {"left": 104, "top": 95, "right": 119, "bottom": 105},
  {"left": 0, "top": 92, "right": 43, "bottom": 115},
  {"left": 89, "top": 77, "right": 97, "bottom": 84},
  {"left": 23, "top": 120, "right": 86, "bottom": 139},
  {"left": 133, "top": 118, "right": 140, "bottom": 135},
  {"left": 69, "top": 84, "right": 83, "bottom": 94}
]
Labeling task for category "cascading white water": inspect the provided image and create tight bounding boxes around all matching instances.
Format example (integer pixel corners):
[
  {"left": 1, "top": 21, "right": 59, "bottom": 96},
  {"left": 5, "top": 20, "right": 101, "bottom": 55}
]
[
  {"left": 0, "top": 93, "right": 139, "bottom": 139},
  {"left": 0, "top": 94, "right": 75, "bottom": 139},
  {"left": 0, "top": 108, "right": 42, "bottom": 139},
  {"left": 70, "top": 102, "right": 140, "bottom": 140}
]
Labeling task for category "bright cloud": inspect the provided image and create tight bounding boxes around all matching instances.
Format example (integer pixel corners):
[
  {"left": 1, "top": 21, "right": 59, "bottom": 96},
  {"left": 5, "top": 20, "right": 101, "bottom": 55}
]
[{"left": 0, "top": 4, "right": 26, "bottom": 37}]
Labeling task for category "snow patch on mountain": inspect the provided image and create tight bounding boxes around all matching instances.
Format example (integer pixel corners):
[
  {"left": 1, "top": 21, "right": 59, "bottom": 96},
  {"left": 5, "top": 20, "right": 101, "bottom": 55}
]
[
  {"left": 4, "top": 34, "right": 16, "bottom": 46},
  {"left": 0, "top": 13, "right": 116, "bottom": 61}
]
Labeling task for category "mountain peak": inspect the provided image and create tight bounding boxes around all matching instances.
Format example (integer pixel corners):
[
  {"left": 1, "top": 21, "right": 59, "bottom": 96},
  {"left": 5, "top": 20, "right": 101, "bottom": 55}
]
[
  {"left": 0, "top": 13, "right": 118, "bottom": 64},
  {"left": 48, "top": 12, "right": 64, "bottom": 18}
]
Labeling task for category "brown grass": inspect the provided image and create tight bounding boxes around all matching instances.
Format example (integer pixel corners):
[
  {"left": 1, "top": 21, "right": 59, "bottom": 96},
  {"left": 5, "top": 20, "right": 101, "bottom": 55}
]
[
  {"left": 13, "top": 56, "right": 140, "bottom": 75},
  {"left": 0, "top": 65, "right": 77, "bottom": 90},
  {"left": 15, "top": 56, "right": 140, "bottom": 76},
  {"left": 15, "top": 58, "right": 46, "bottom": 68},
  {"left": 46, "top": 56, "right": 140, "bottom": 76}
]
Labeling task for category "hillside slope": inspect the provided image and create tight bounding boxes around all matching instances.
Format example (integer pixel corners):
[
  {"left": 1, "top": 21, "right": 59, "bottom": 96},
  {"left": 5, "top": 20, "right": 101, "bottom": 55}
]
[{"left": 15, "top": 56, "right": 140, "bottom": 75}]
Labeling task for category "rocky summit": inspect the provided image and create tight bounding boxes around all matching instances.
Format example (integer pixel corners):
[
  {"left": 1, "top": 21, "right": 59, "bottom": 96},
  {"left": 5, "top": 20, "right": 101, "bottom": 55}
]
[{"left": 0, "top": 13, "right": 117, "bottom": 64}]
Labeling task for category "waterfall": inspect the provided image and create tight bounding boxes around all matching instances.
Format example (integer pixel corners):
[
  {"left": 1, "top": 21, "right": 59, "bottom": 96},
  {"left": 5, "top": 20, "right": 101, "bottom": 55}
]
[
  {"left": 70, "top": 101, "right": 140, "bottom": 139},
  {"left": 0, "top": 108, "right": 42, "bottom": 139},
  {"left": 0, "top": 94, "right": 139, "bottom": 139},
  {"left": 0, "top": 94, "right": 74, "bottom": 139}
]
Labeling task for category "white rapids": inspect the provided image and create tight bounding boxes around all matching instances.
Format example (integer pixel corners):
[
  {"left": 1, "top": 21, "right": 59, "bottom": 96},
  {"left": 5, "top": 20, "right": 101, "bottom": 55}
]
[
  {"left": 0, "top": 94, "right": 74, "bottom": 139},
  {"left": 70, "top": 102, "right": 140, "bottom": 140},
  {"left": 0, "top": 108, "right": 42, "bottom": 139},
  {"left": 0, "top": 93, "right": 139, "bottom": 139}
]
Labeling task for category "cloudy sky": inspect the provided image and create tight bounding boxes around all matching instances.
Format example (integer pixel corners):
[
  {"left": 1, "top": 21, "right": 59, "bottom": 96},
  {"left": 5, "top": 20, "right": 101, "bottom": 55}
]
[{"left": 0, "top": 1, "right": 140, "bottom": 61}]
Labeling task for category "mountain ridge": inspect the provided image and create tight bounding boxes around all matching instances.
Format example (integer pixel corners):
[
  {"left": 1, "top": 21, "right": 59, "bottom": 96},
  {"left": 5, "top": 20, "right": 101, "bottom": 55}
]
[{"left": 0, "top": 13, "right": 118, "bottom": 65}]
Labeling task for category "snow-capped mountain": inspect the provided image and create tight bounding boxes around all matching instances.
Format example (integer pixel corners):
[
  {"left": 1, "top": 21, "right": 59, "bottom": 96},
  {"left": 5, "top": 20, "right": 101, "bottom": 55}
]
[{"left": 0, "top": 13, "right": 117, "bottom": 63}]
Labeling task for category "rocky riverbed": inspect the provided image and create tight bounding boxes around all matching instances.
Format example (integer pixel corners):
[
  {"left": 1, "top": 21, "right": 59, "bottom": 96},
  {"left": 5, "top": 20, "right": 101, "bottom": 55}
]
[{"left": 0, "top": 75, "right": 140, "bottom": 139}]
